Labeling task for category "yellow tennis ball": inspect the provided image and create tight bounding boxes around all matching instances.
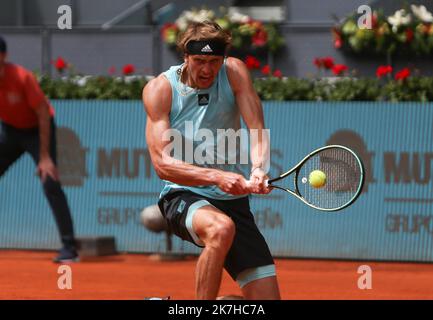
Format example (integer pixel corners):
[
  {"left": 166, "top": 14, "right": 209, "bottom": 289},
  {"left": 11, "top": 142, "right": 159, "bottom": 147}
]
[{"left": 309, "top": 170, "right": 326, "bottom": 188}]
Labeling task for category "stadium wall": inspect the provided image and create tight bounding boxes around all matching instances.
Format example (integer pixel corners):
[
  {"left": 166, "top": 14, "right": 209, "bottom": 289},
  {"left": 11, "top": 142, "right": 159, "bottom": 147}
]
[{"left": 0, "top": 101, "right": 432, "bottom": 261}]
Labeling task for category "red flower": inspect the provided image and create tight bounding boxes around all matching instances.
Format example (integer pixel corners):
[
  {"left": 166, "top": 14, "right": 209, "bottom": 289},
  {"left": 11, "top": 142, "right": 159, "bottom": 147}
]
[
  {"left": 322, "top": 57, "right": 335, "bottom": 70},
  {"left": 362, "top": 13, "right": 378, "bottom": 28},
  {"left": 313, "top": 58, "right": 323, "bottom": 68},
  {"left": 122, "top": 64, "right": 135, "bottom": 75},
  {"left": 332, "top": 28, "right": 342, "bottom": 49},
  {"left": 332, "top": 64, "right": 348, "bottom": 76},
  {"left": 54, "top": 57, "right": 67, "bottom": 72},
  {"left": 248, "top": 20, "right": 263, "bottom": 29},
  {"left": 406, "top": 29, "right": 414, "bottom": 43},
  {"left": 261, "top": 65, "right": 271, "bottom": 75},
  {"left": 245, "top": 56, "right": 260, "bottom": 70},
  {"left": 273, "top": 69, "right": 282, "bottom": 78},
  {"left": 314, "top": 57, "right": 335, "bottom": 69},
  {"left": 252, "top": 29, "right": 268, "bottom": 47},
  {"left": 422, "top": 23, "right": 432, "bottom": 34},
  {"left": 160, "top": 23, "right": 178, "bottom": 40},
  {"left": 376, "top": 65, "right": 393, "bottom": 78},
  {"left": 108, "top": 66, "right": 116, "bottom": 75},
  {"left": 372, "top": 14, "right": 378, "bottom": 29},
  {"left": 395, "top": 68, "right": 410, "bottom": 81}
]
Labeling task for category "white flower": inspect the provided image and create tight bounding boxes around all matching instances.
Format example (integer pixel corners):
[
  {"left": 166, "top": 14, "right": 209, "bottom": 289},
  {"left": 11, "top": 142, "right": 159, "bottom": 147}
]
[
  {"left": 69, "top": 75, "right": 91, "bottom": 86},
  {"left": 411, "top": 5, "right": 433, "bottom": 23},
  {"left": 228, "top": 11, "right": 250, "bottom": 24},
  {"left": 113, "top": 75, "right": 145, "bottom": 83},
  {"left": 175, "top": 15, "right": 188, "bottom": 31},
  {"left": 195, "top": 9, "right": 215, "bottom": 22},
  {"left": 124, "top": 75, "right": 142, "bottom": 84},
  {"left": 176, "top": 9, "right": 215, "bottom": 30},
  {"left": 77, "top": 76, "right": 89, "bottom": 87},
  {"left": 387, "top": 9, "right": 412, "bottom": 32}
]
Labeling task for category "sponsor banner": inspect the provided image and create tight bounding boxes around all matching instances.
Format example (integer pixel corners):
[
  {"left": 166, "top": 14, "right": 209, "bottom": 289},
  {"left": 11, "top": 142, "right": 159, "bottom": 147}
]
[{"left": 0, "top": 101, "right": 432, "bottom": 261}]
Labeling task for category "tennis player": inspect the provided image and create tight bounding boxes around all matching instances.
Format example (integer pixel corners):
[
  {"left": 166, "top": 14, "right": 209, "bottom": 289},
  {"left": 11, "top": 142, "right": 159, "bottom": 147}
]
[
  {"left": 143, "top": 21, "right": 280, "bottom": 299},
  {"left": 0, "top": 36, "right": 78, "bottom": 263}
]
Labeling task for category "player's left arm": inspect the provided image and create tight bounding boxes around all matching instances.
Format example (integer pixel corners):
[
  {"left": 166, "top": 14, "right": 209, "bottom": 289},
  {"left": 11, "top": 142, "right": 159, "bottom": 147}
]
[{"left": 226, "top": 57, "right": 271, "bottom": 194}]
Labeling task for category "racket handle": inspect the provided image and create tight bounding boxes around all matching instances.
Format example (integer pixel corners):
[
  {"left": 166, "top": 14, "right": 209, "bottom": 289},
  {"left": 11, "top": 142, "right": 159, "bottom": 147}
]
[{"left": 245, "top": 179, "right": 269, "bottom": 187}]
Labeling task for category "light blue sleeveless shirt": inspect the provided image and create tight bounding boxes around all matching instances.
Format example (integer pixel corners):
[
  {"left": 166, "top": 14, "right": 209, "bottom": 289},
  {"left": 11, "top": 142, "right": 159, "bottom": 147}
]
[{"left": 160, "top": 61, "right": 247, "bottom": 200}]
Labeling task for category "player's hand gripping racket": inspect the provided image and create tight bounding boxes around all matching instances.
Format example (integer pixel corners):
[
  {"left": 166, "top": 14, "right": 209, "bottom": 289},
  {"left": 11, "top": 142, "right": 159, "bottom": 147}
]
[{"left": 249, "top": 145, "right": 365, "bottom": 211}]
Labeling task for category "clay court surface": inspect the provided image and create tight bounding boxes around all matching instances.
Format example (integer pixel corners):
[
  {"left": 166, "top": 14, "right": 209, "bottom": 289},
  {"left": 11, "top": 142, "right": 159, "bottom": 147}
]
[{"left": 1, "top": 250, "right": 432, "bottom": 300}]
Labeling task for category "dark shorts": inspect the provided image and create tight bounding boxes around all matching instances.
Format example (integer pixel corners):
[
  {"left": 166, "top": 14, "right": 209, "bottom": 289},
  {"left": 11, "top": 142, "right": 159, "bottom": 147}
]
[{"left": 158, "top": 189, "right": 275, "bottom": 285}]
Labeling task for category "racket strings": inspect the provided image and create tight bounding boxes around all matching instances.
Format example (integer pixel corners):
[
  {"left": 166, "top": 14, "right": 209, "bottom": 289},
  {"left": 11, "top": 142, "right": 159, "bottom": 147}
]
[{"left": 297, "top": 148, "right": 362, "bottom": 210}]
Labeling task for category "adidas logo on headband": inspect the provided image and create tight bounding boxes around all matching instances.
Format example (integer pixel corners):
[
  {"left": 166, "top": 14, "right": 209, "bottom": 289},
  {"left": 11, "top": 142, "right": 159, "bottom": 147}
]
[
  {"left": 201, "top": 45, "right": 213, "bottom": 53},
  {"left": 186, "top": 40, "right": 225, "bottom": 56}
]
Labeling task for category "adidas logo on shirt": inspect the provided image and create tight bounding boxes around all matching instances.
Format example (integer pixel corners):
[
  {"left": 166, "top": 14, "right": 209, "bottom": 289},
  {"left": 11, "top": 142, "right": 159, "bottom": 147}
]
[
  {"left": 198, "top": 94, "right": 210, "bottom": 106},
  {"left": 201, "top": 45, "right": 213, "bottom": 53}
]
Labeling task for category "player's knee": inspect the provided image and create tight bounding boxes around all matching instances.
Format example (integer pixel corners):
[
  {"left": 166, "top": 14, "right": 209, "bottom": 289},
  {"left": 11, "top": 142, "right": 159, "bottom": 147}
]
[{"left": 206, "top": 216, "right": 235, "bottom": 251}]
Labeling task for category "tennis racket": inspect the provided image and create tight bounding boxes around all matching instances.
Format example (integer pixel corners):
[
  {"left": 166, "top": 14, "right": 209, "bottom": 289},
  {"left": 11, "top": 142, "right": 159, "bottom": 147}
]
[{"left": 248, "top": 145, "right": 364, "bottom": 212}]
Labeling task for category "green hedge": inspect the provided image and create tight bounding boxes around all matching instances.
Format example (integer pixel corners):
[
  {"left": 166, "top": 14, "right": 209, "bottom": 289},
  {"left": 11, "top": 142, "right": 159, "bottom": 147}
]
[
  {"left": 254, "top": 77, "right": 433, "bottom": 102},
  {"left": 39, "top": 75, "right": 147, "bottom": 100},
  {"left": 39, "top": 75, "right": 433, "bottom": 102}
]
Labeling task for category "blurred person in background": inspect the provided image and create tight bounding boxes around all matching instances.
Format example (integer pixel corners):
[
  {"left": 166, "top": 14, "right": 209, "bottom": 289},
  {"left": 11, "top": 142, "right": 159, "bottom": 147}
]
[{"left": 0, "top": 35, "right": 78, "bottom": 263}]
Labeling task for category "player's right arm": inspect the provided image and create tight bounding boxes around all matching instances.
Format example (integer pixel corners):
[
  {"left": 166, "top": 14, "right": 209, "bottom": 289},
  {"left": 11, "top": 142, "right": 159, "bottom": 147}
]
[{"left": 143, "top": 75, "right": 250, "bottom": 195}]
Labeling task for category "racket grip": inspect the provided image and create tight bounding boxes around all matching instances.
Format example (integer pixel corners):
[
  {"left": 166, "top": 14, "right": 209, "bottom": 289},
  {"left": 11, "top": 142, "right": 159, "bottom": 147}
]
[{"left": 245, "top": 179, "right": 269, "bottom": 187}]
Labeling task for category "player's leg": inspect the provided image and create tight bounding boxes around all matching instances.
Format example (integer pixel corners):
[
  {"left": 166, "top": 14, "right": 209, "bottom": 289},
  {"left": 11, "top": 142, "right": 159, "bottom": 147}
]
[
  {"left": 241, "top": 275, "right": 280, "bottom": 300},
  {"left": 192, "top": 205, "right": 235, "bottom": 299},
  {"left": 21, "top": 120, "right": 77, "bottom": 261},
  {"left": 222, "top": 197, "right": 281, "bottom": 300},
  {"left": 158, "top": 190, "right": 236, "bottom": 300},
  {"left": 0, "top": 124, "right": 24, "bottom": 177},
  {"left": 218, "top": 272, "right": 280, "bottom": 300}
]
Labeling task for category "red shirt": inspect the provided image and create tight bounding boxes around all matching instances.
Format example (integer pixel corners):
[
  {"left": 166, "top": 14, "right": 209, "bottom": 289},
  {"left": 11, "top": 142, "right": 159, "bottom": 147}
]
[{"left": 0, "top": 63, "right": 55, "bottom": 129}]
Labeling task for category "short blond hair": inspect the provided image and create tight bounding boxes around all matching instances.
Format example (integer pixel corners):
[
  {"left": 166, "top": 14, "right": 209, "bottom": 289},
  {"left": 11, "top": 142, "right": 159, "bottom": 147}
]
[{"left": 177, "top": 21, "right": 232, "bottom": 55}]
